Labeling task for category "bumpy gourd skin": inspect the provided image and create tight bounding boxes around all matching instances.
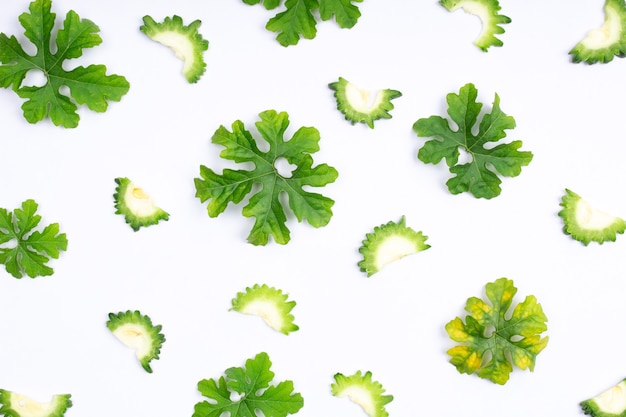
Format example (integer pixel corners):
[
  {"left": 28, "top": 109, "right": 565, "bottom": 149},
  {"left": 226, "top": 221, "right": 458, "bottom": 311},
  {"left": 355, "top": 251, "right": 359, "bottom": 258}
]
[
  {"left": 580, "top": 378, "right": 626, "bottom": 416},
  {"left": 230, "top": 284, "right": 299, "bottom": 335},
  {"left": 140, "top": 15, "right": 209, "bottom": 82},
  {"left": 358, "top": 216, "right": 430, "bottom": 277},
  {"left": 558, "top": 189, "right": 626, "bottom": 245},
  {"left": 113, "top": 177, "right": 169, "bottom": 231},
  {"left": 331, "top": 371, "right": 393, "bottom": 417},
  {"left": 439, "top": 0, "right": 511, "bottom": 51},
  {"left": 0, "top": 390, "right": 72, "bottom": 417},
  {"left": 106, "top": 310, "right": 166, "bottom": 373},
  {"left": 329, "top": 77, "right": 402, "bottom": 128},
  {"left": 570, "top": 0, "right": 626, "bottom": 64}
]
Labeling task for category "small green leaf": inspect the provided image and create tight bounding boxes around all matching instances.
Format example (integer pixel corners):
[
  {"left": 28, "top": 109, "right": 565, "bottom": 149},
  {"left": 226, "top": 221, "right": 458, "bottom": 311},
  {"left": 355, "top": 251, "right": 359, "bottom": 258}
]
[
  {"left": 0, "top": 0, "right": 130, "bottom": 127},
  {"left": 194, "top": 109, "right": 338, "bottom": 245},
  {"left": 413, "top": 83, "right": 532, "bottom": 199},
  {"left": 0, "top": 199, "right": 67, "bottom": 279},
  {"left": 193, "top": 352, "right": 304, "bottom": 417}
]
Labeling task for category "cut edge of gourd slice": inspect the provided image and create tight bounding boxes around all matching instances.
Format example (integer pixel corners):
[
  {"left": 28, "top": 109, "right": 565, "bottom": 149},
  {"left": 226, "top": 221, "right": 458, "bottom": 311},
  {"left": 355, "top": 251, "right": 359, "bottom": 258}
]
[
  {"left": 106, "top": 310, "right": 166, "bottom": 373},
  {"left": 439, "top": 0, "right": 511, "bottom": 51},
  {"left": 569, "top": 0, "right": 626, "bottom": 64},
  {"left": 113, "top": 177, "right": 169, "bottom": 231},
  {"left": 358, "top": 215, "right": 430, "bottom": 277},
  {"left": 0, "top": 390, "right": 72, "bottom": 417},
  {"left": 230, "top": 284, "right": 299, "bottom": 335},
  {"left": 140, "top": 15, "right": 209, "bottom": 83},
  {"left": 581, "top": 378, "right": 626, "bottom": 416},
  {"left": 328, "top": 77, "right": 402, "bottom": 129},
  {"left": 331, "top": 371, "right": 393, "bottom": 417},
  {"left": 558, "top": 188, "right": 626, "bottom": 245}
]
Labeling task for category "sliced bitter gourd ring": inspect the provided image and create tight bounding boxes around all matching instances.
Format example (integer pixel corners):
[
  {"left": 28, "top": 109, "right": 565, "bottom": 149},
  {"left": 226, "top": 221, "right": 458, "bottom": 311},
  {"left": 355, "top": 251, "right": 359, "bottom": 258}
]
[
  {"left": 329, "top": 77, "right": 402, "bottom": 129},
  {"left": 581, "top": 378, "right": 626, "bottom": 416},
  {"left": 558, "top": 188, "right": 626, "bottom": 245},
  {"left": 0, "top": 390, "right": 72, "bottom": 417},
  {"left": 439, "top": 0, "right": 511, "bottom": 51},
  {"left": 569, "top": 0, "right": 626, "bottom": 64},
  {"left": 331, "top": 371, "right": 393, "bottom": 417},
  {"left": 358, "top": 216, "right": 430, "bottom": 277},
  {"left": 113, "top": 177, "right": 169, "bottom": 231},
  {"left": 106, "top": 310, "right": 166, "bottom": 373},
  {"left": 230, "top": 284, "right": 299, "bottom": 335},
  {"left": 140, "top": 15, "right": 209, "bottom": 83}
]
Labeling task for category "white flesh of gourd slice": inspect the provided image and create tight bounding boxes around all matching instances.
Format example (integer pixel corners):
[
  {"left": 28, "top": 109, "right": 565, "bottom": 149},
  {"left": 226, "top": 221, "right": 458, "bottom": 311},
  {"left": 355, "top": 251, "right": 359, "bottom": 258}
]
[
  {"left": 0, "top": 391, "right": 72, "bottom": 417},
  {"left": 231, "top": 284, "right": 298, "bottom": 335},
  {"left": 331, "top": 371, "right": 393, "bottom": 417},
  {"left": 581, "top": 379, "right": 626, "bottom": 415},
  {"left": 114, "top": 177, "right": 169, "bottom": 231},
  {"left": 106, "top": 310, "right": 165, "bottom": 373},
  {"left": 329, "top": 77, "right": 401, "bottom": 128},
  {"left": 558, "top": 189, "right": 626, "bottom": 245},
  {"left": 358, "top": 216, "right": 430, "bottom": 277},
  {"left": 439, "top": 0, "right": 511, "bottom": 51},
  {"left": 140, "top": 15, "right": 209, "bottom": 83}
]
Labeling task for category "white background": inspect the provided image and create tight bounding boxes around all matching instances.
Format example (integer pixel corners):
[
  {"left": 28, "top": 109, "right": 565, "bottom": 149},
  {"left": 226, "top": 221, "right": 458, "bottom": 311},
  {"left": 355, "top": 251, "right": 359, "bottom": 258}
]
[{"left": 1, "top": 0, "right": 626, "bottom": 416}]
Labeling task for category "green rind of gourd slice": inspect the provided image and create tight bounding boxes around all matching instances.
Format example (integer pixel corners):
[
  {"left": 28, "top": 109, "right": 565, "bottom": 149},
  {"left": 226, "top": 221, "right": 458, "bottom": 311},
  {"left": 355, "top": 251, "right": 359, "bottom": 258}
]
[
  {"left": 230, "top": 284, "right": 299, "bottom": 335},
  {"left": 558, "top": 188, "right": 626, "bottom": 245},
  {"left": 358, "top": 215, "right": 430, "bottom": 277}
]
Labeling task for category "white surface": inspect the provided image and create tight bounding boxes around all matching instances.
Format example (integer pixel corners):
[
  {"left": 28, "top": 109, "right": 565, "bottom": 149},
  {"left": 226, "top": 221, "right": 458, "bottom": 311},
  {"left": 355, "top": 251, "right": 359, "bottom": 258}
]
[{"left": 1, "top": 1, "right": 625, "bottom": 416}]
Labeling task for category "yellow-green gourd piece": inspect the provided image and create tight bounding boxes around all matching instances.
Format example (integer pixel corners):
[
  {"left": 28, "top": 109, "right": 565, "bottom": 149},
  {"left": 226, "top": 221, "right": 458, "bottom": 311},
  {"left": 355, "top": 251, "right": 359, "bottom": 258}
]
[
  {"left": 331, "top": 371, "right": 393, "bottom": 417},
  {"left": 230, "top": 284, "right": 298, "bottom": 335},
  {"left": 328, "top": 77, "right": 401, "bottom": 129},
  {"left": 581, "top": 378, "right": 626, "bottom": 416},
  {"left": 0, "top": 390, "right": 71, "bottom": 417},
  {"left": 558, "top": 189, "right": 626, "bottom": 245},
  {"left": 358, "top": 216, "right": 430, "bottom": 277},
  {"left": 439, "top": 0, "right": 511, "bottom": 51},
  {"left": 106, "top": 310, "right": 165, "bottom": 373},
  {"left": 570, "top": 0, "right": 626, "bottom": 64},
  {"left": 140, "top": 15, "right": 209, "bottom": 83},
  {"left": 113, "top": 177, "right": 169, "bottom": 231}
]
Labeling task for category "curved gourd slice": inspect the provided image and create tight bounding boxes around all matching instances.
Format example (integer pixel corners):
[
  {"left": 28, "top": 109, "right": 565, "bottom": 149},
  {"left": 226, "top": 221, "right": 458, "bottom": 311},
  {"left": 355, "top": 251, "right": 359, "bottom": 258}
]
[
  {"left": 581, "top": 378, "right": 626, "bottom": 416},
  {"left": 140, "top": 15, "right": 209, "bottom": 83},
  {"left": 113, "top": 177, "right": 169, "bottom": 231},
  {"left": 558, "top": 189, "right": 626, "bottom": 245},
  {"left": 358, "top": 216, "right": 430, "bottom": 277},
  {"left": 0, "top": 390, "right": 71, "bottom": 417},
  {"left": 570, "top": 0, "right": 626, "bottom": 64},
  {"left": 230, "top": 284, "right": 298, "bottom": 335},
  {"left": 329, "top": 77, "right": 401, "bottom": 129},
  {"left": 106, "top": 310, "right": 166, "bottom": 373},
  {"left": 331, "top": 371, "right": 393, "bottom": 417},
  {"left": 439, "top": 0, "right": 511, "bottom": 51}
]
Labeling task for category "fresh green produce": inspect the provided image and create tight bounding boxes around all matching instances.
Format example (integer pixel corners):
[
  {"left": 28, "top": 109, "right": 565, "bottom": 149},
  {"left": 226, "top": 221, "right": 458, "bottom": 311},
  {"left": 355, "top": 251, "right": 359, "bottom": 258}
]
[
  {"left": 559, "top": 189, "right": 626, "bottom": 245},
  {"left": 113, "top": 177, "right": 169, "bottom": 231},
  {"left": 445, "top": 278, "right": 548, "bottom": 385},
  {"left": 358, "top": 216, "right": 430, "bottom": 277},
  {"left": 331, "top": 371, "right": 393, "bottom": 417},
  {"left": 328, "top": 77, "right": 401, "bottom": 129},
  {"left": 242, "top": 0, "right": 363, "bottom": 46},
  {"left": 581, "top": 378, "right": 626, "bottom": 416},
  {"left": 194, "top": 109, "right": 338, "bottom": 245},
  {"left": 193, "top": 352, "right": 304, "bottom": 417},
  {"left": 231, "top": 284, "right": 299, "bottom": 335},
  {"left": 570, "top": 0, "right": 626, "bottom": 64},
  {"left": 106, "top": 310, "right": 165, "bottom": 373},
  {"left": 413, "top": 83, "right": 532, "bottom": 199},
  {"left": 0, "top": 199, "right": 67, "bottom": 279},
  {"left": 0, "top": 390, "right": 72, "bottom": 417},
  {"left": 439, "top": 0, "right": 511, "bottom": 51},
  {"left": 0, "top": 0, "right": 130, "bottom": 128},
  {"left": 140, "top": 15, "right": 209, "bottom": 83}
]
